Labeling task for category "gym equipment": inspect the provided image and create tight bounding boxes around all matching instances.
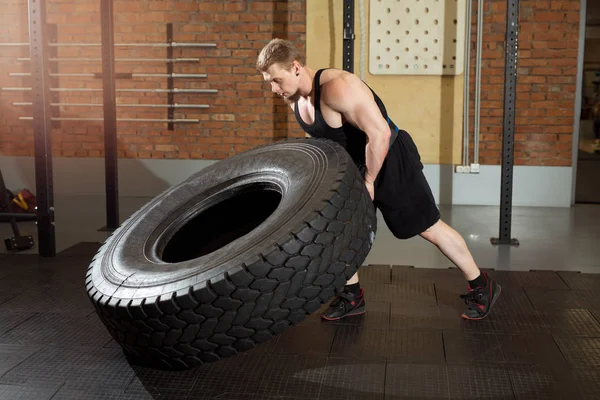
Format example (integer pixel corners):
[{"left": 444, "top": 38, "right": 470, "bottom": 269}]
[
  {"left": 491, "top": 0, "right": 520, "bottom": 246},
  {"left": 0, "top": 169, "right": 36, "bottom": 252},
  {"left": 86, "top": 138, "right": 377, "bottom": 370},
  {"left": 3, "top": 0, "right": 219, "bottom": 235}
]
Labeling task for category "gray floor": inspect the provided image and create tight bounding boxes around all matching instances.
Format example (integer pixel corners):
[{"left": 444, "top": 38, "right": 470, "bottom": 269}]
[{"left": 1, "top": 194, "right": 599, "bottom": 274}]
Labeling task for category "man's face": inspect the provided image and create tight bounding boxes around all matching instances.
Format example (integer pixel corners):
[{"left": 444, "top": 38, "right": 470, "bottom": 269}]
[{"left": 262, "top": 63, "right": 301, "bottom": 105}]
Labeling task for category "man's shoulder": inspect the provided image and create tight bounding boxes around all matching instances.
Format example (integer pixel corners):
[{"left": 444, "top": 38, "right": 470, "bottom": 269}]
[{"left": 320, "top": 70, "right": 361, "bottom": 102}]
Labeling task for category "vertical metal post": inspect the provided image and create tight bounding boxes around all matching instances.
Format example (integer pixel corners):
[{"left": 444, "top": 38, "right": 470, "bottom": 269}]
[
  {"left": 47, "top": 24, "right": 60, "bottom": 129},
  {"left": 100, "top": 0, "right": 119, "bottom": 230},
  {"left": 342, "top": 0, "right": 355, "bottom": 73},
  {"left": 166, "top": 23, "right": 174, "bottom": 131},
  {"left": 491, "top": 0, "right": 519, "bottom": 246},
  {"left": 28, "top": 0, "right": 56, "bottom": 257}
]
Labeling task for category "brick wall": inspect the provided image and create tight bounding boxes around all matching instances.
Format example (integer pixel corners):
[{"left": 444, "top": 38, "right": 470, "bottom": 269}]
[
  {"left": 466, "top": 0, "right": 579, "bottom": 166},
  {"left": 0, "top": 0, "right": 305, "bottom": 159},
  {"left": 1, "top": 0, "right": 580, "bottom": 166}
]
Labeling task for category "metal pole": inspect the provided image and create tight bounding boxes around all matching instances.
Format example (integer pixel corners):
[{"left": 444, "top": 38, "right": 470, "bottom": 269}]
[
  {"left": 13, "top": 102, "right": 210, "bottom": 109},
  {"left": 17, "top": 57, "right": 201, "bottom": 62},
  {"left": 342, "top": 0, "right": 355, "bottom": 73},
  {"left": 10, "top": 72, "right": 208, "bottom": 78},
  {"left": 473, "top": 0, "right": 484, "bottom": 165},
  {"left": 101, "top": 0, "right": 119, "bottom": 231},
  {"left": 491, "top": 0, "right": 520, "bottom": 246},
  {"left": 462, "top": 0, "right": 472, "bottom": 166},
  {"left": 0, "top": 42, "right": 217, "bottom": 47},
  {"left": 2, "top": 88, "right": 218, "bottom": 93},
  {"left": 28, "top": 0, "right": 56, "bottom": 257},
  {"left": 19, "top": 117, "right": 200, "bottom": 123}
]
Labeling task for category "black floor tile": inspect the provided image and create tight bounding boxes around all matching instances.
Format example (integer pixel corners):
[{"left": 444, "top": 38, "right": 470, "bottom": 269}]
[
  {"left": 538, "top": 309, "right": 600, "bottom": 337},
  {"left": 2, "top": 312, "right": 111, "bottom": 347},
  {"left": 0, "top": 312, "right": 36, "bottom": 335},
  {"left": 443, "top": 331, "right": 504, "bottom": 365},
  {"left": 391, "top": 265, "right": 434, "bottom": 283},
  {"left": 0, "top": 343, "right": 44, "bottom": 376},
  {"left": 0, "top": 289, "right": 25, "bottom": 308},
  {"left": 0, "top": 384, "right": 59, "bottom": 400},
  {"left": 487, "top": 308, "right": 549, "bottom": 334},
  {"left": 57, "top": 242, "right": 102, "bottom": 257},
  {"left": 384, "top": 362, "right": 448, "bottom": 399},
  {"left": 570, "top": 368, "right": 600, "bottom": 400},
  {"left": 187, "top": 354, "right": 270, "bottom": 399},
  {"left": 557, "top": 271, "right": 600, "bottom": 291},
  {"left": 330, "top": 327, "right": 389, "bottom": 361},
  {"left": 255, "top": 354, "right": 327, "bottom": 399},
  {"left": 273, "top": 324, "right": 337, "bottom": 355},
  {"left": 492, "top": 270, "right": 570, "bottom": 290},
  {"left": 492, "top": 286, "right": 538, "bottom": 313},
  {"left": 50, "top": 387, "right": 160, "bottom": 400},
  {"left": 508, "top": 365, "right": 581, "bottom": 400},
  {"left": 434, "top": 285, "right": 467, "bottom": 312},
  {"left": 389, "top": 303, "right": 441, "bottom": 330},
  {"left": 554, "top": 337, "right": 600, "bottom": 368},
  {"left": 0, "top": 345, "right": 134, "bottom": 391},
  {"left": 319, "top": 358, "right": 385, "bottom": 400},
  {"left": 391, "top": 266, "right": 461, "bottom": 286},
  {"left": 446, "top": 364, "right": 514, "bottom": 399},
  {"left": 386, "top": 329, "right": 445, "bottom": 363},
  {"left": 361, "top": 282, "right": 436, "bottom": 306},
  {"left": 125, "top": 365, "right": 200, "bottom": 398},
  {"left": 330, "top": 327, "right": 444, "bottom": 363},
  {"left": 359, "top": 265, "right": 391, "bottom": 284},
  {"left": 524, "top": 288, "right": 591, "bottom": 311},
  {"left": 496, "top": 333, "right": 567, "bottom": 366},
  {"left": 0, "top": 286, "right": 93, "bottom": 317}
]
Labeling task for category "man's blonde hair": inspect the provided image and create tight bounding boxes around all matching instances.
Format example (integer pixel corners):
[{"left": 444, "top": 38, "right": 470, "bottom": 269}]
[{"left": 256, "top": 38, "right": 305, "bottom": 72}]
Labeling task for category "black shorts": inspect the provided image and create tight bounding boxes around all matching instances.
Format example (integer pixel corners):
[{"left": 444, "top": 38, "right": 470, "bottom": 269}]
[{"left": 372, "top": 130, "right": 440, "bottom": 239}]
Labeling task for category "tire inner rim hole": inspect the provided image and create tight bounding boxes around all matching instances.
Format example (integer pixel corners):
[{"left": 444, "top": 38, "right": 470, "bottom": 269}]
[{"left": 160, "top": 186, "right": 282, "bottom": 263}]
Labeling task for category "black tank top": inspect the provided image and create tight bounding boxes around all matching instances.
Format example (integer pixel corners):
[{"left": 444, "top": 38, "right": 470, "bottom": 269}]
[{"left": 294, "top": 68, "right": 399, "bottom": 166}]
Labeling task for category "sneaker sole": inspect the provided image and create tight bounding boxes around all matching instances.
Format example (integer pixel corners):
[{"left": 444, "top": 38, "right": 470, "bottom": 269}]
[
  {"left": 461, "top": 284, "right": 502, "bottom": 321},
  {"left": 320, "top": 305, "right": 366, "bottom": 321}
]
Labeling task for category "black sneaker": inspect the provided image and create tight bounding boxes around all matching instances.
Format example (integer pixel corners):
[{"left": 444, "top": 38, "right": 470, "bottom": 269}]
[
  {"left": 320, "top": 288, "right": 366, "bottom": 321},
  {"left": 460, "top": 274, "right": 501, "bottom": 320}
]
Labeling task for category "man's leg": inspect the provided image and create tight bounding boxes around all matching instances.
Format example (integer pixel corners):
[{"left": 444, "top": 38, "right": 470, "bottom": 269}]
[
  {"left": 420, "top": 219, "right": 501, "bottom": 320},
  {"left": 419, "top": 219, "right": 480, "bottom": 281}
]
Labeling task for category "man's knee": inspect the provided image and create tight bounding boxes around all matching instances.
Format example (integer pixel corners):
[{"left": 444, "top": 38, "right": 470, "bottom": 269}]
[{"left": 419, "top": 219, "right": 442, "bottom": 242}]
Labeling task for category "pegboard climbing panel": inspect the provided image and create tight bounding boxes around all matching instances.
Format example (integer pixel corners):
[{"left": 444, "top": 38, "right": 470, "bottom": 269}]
[{"left": 369, "top": 0, "right": 466, "bottom": 76}]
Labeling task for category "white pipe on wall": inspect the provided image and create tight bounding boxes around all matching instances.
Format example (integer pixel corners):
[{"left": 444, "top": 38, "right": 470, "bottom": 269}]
[
  {"left": 474, "top": 0, "right": 484, "bottom": 164},
  {"left": 462, "top": 0, "right": 473, "bottom": 166}
]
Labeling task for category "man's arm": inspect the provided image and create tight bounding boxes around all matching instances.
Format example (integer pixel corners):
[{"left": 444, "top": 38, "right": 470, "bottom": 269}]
[{"left": 322, "top": 75, "right": 392, "bottom": 188}]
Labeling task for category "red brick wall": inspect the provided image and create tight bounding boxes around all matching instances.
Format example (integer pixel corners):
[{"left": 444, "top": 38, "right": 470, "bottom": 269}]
[
  {"left": 0, "top": 0, "right": 305, "bottom": 159},
  {"left": 1, "top": 0, "right": 580, "bottom": 165},
  {"left": 466, "top": 0, "right": 579, "bottom": 166}
]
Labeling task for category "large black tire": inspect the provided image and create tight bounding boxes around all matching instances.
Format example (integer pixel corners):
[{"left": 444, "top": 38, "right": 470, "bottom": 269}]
[{"left": 86, "top": 138, "right": 377, "bottom": 370}]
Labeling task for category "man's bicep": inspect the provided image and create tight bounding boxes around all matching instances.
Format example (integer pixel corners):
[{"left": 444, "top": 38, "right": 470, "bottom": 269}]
[{"left": 344, "top": 98, "right": 390, "bottom": 138}]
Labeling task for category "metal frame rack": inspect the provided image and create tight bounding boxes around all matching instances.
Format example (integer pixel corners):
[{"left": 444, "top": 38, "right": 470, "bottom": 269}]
[
  {"left": 0, "top": 0, "right": 218, "bottom": 255},
  {"left": 342, "top": 0, "right": 520, "bottom": 246}
]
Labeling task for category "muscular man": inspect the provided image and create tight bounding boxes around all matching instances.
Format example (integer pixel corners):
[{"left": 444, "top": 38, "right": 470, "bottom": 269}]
[{"left": 256, "top": 39, "right": 501, "bottom": 321}]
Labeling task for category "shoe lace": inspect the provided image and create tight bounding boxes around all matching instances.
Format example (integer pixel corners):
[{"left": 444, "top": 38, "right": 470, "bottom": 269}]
[{"left": 459, "top": 288, "right": 483, "bottom": 305}]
